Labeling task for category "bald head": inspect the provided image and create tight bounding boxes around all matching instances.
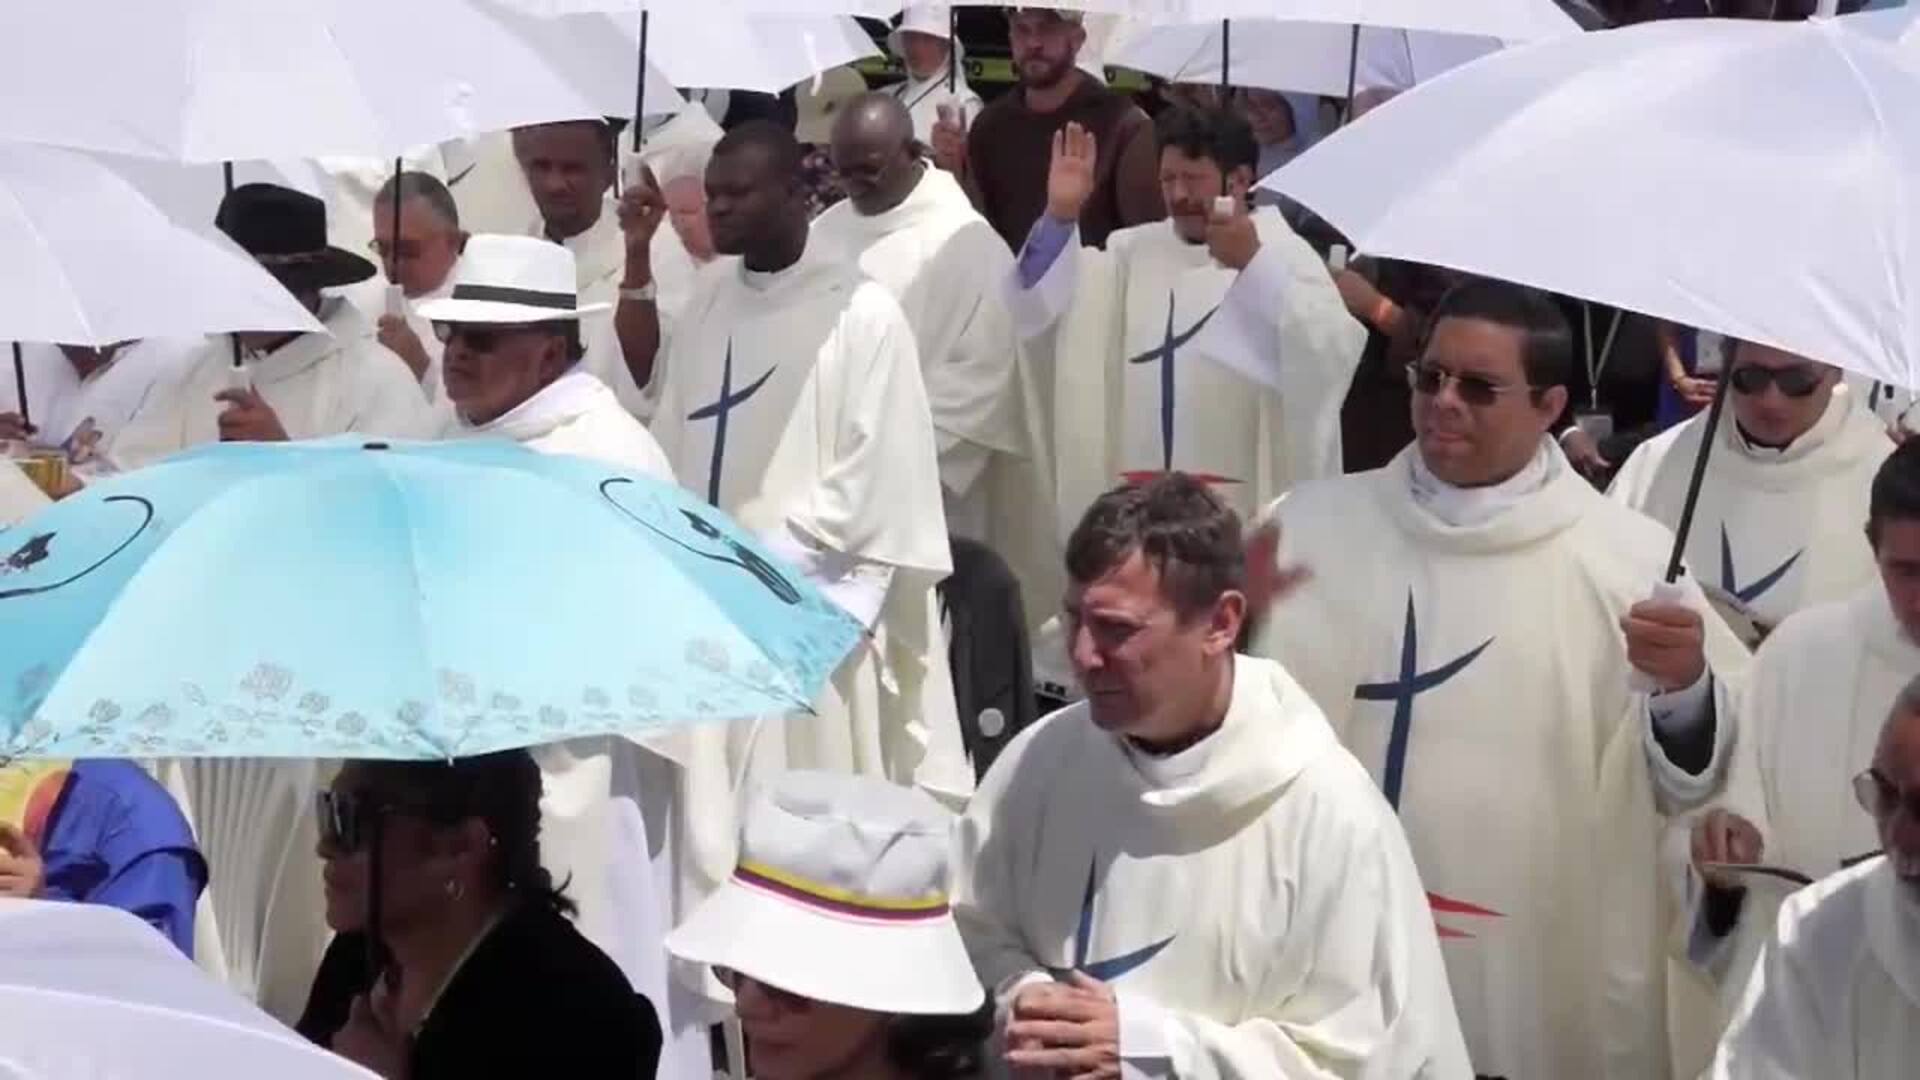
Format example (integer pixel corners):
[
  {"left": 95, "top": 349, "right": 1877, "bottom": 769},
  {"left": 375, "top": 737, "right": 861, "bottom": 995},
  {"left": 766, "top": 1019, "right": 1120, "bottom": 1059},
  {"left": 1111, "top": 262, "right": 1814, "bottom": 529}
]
[
  {"left": 1875, "top": 677, "right": 1920, "bottom": 888},
  {"left": 829, "top": 92, "right": 923, "bottom": 216}
]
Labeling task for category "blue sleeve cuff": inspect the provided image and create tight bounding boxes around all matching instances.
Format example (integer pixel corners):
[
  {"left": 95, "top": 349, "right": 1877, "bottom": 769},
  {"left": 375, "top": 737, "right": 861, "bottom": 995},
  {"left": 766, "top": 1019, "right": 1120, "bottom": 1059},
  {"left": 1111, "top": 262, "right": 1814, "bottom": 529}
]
[{"left": 1015, "top": 214, "right": 1078, "bottom": 290}]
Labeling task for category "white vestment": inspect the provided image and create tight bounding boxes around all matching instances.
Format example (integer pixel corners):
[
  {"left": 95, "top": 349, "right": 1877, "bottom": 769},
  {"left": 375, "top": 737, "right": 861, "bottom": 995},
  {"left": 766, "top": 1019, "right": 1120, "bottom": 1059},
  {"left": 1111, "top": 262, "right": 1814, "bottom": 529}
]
[
  {"left": 442, "top": 368, "right": 711, "bottom": 1080},
  {"left": 1012, "top": 212, "right": 1363, "bottom": 538},
  {"left": 2, "top": 340, "right": 201, "bottom": 458},
  {"left": 525, "top": 200, "right": 653, "bottom": 421},
  {"left": 1255, "top": 443, "right": 1750, "bottom": 1080},
  {"left": 1610, "top": 388, "right": 1891, "bottom": 632},
  {"left": 647, "top": 240, "right": 968, "bottom": 921},
  {"left": 1710, "top": 858, "right": 1920, "bottom": 1079},
  {"left": 954, "top": 655, "right": 1473, "bottom": 1079},
  {"left": 0, "top": 460, "right": 48, "bottom": 526},
  {"left": 340, "top": 272, "right": 455, "bottom": 411},
  {"left": 812, "top": 166, "right": 1062, "bottom": 619},
  {"left": 110, "top": 300, "right": 434, "bottom": 469},
  {"left": 1683, "top": 586, "right": 1918, "bottom": 1009}
]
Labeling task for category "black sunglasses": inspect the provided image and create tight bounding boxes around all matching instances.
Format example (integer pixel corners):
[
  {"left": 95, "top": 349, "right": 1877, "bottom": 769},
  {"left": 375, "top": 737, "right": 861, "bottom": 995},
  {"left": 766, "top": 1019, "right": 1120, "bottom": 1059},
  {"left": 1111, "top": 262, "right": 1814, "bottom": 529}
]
[
  {"left": 1406, "top": 361, "right": 1529, "bottom": 408},
  {"left": 1729, "top": 364, "right": 1824, "bottom": 398},
  {"left": 432, "top": 323, "right": 549, "bottom": 351},
  {"left": 315, "top": 789, "right": 382, "bottom": 853},
  {"left": 714, "top": 967, "right": 812, "bottom": 1009},
  {"left": 1854, "top": 768, "right": 1920, "bottom": 822}
]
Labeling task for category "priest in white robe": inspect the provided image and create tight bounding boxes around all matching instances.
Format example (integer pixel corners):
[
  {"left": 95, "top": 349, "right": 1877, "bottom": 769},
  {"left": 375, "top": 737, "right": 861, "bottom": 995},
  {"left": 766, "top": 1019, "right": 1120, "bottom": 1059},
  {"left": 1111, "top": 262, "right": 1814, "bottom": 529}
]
[
  {"left": 815, "top": 93, "right": 1061, "bottom": 617},
  {"left": 1708, "top": 681, "right": 1920, "bottom": 1079},
  {"left": 625, "top": 123, "right": 969, "bottom": 924},
  {"left": 1251, "top": 279, "right": 1750, "bottom": 1080},
  {"left": 112, "top": 185, "right": 433, "bottom": 470},
  {"left": 1007, "top": 107, "right": 1363, "bottom": 540},
  {"left": 417, "top": 233, "right": 714, "bottom": 1080},
  {"left": 512, "top": 120, "right": 653, "bottom": 419},
  {"left": 1679, "top": 440, "right": 1920, "bottom": 1021},
  {"left": 885, "top": 4, "right": 984, "bottom": 146},
  {"left": 340, "top": 171, "right": 469, "bottom": 415},
  {"left": 1612, "top": 342, "right": 1891, "bottom": 636},
  {"left": 956, "top": 475, "right": 1471, "bottom": 1079},
  {"left": 1, "top": 340, "right": 199, "bottom": 467}
]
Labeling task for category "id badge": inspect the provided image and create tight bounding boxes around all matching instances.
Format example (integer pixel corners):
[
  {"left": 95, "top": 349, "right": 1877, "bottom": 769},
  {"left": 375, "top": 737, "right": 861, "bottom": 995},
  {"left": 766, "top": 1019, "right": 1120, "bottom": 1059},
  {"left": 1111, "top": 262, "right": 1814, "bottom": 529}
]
[{"left": 1574, "top": 409, "right": 1614, "bottom": 441}]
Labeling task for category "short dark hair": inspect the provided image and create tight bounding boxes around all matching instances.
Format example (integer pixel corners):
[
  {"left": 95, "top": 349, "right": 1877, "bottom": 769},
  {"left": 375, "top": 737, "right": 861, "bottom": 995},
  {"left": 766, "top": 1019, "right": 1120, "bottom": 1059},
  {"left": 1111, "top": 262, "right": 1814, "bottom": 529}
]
[
  {"left": 886, "top": 1004, "right": 993, "bottom": 1080},
  {"left": 714, "top": 119, "right": 805, "bottom": 185},
  {"left": 1422, "top": 278, "right": 1575, "bottom": 389},
  {"left": 1153, "top": 104, "right": 1259, "bottom": 176},
  {"left": 355, "top": 749, "right": 576, "bottom": 917},
  {"left": 1065, "top": 473, "right": 1245, "bottom": 618},
  {"left": 373, "top": 170, "right": 459, "bottom": 229},
  {"left": 516, "top": 118, "right": 623, "bottom": 166},
  {"left": 1869, "top": 437, "right": 1920, "bottom": 545}
]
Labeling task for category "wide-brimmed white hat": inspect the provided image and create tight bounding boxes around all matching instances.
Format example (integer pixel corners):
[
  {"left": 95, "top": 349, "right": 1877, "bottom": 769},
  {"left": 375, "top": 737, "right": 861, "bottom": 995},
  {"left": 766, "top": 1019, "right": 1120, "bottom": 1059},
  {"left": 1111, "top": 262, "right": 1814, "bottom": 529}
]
[
  {"left": 665, "top": 771, "right": 985, "bottom": 1016},
  {"left": 414, "top": 234, "right": 610, "bottom": 325}
]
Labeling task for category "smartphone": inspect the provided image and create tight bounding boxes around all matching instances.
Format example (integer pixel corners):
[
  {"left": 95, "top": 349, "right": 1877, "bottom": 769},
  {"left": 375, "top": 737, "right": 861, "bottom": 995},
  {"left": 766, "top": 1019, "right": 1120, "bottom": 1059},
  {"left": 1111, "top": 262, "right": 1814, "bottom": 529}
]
[{"left": 1328, "top": 244, "right": 1350, "bottom": 272}]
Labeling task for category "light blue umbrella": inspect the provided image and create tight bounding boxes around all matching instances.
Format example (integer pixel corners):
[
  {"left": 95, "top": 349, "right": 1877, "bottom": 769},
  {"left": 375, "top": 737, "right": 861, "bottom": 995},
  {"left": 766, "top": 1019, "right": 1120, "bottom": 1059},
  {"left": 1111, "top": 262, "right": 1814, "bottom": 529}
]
[{"left": 0, "top": 438, "right": 862, "bottom": 760}]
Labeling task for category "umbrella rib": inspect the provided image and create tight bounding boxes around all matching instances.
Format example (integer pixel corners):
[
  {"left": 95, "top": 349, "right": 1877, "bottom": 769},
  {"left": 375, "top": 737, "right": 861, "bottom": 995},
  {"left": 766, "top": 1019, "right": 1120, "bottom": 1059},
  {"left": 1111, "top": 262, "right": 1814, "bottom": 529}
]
[{"left": 367, "top": 453, "right": 456, "bottom": 760}]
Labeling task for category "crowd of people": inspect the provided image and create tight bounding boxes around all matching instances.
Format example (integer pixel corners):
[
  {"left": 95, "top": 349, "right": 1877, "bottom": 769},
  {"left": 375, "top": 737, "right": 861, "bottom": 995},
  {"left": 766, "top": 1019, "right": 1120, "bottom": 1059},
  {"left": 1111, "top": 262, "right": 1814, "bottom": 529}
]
[{"left": 2, "top": 3, "right": 1917, "bottom": 1079}]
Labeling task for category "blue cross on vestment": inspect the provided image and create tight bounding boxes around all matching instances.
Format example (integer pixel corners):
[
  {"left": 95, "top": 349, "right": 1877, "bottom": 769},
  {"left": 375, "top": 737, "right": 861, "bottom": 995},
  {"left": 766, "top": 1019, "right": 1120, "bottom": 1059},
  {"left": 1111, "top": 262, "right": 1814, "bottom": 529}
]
[
  {"left": 1126, "top": 293, "right": 1219, "bottom": 471},
  {"left": 1719, "top": 524, "right": 1803, "bottom": 606},
  {"left": 1354, "top": 593, "right": 1494, "bottom": 809},
  {"left": 686, "top": 341, "right": 776, "bottom": 506},
  {"left": 1044, "top": 860, "right": 1174, "bottom": 982}
]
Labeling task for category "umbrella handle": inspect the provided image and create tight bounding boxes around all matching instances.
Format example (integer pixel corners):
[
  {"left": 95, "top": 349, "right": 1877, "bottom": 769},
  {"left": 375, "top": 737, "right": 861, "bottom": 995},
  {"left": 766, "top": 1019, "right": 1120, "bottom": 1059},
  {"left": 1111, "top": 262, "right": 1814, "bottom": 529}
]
[
  {"left": 11, "top": 342, "right": 29, "bottom": 433},
  {"left": 631, "top": 10, "right": 651, "bottom": 155},
  {"left": 1662, "top": 366, "right": 1734, "bottom": 582}
]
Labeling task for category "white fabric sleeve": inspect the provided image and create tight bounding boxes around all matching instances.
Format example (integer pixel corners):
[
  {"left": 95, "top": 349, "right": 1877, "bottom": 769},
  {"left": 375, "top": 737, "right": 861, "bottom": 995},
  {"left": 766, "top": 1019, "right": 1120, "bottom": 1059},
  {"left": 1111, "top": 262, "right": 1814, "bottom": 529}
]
[
  {"left": 1114, "top": 988, "right": 1174, "bottom": 1080},
  {"left": 1708, "top": 901, "right": 1836, "bottom": 1079},
  {"left": 1189, "top": 239, "right": 1294, "bottom": 391},
  {"left": 1643, "top": 672, "right": 1735, "bottom": 813},
  {"left": 757, "top": 522, "right": 893, "bottom": 630},
  {"left": 1649, "top": 668, "right": 1712, "bottom": 740},
  {"left": 1004, "top": 224, "right": 1083, "bottom": 341}
]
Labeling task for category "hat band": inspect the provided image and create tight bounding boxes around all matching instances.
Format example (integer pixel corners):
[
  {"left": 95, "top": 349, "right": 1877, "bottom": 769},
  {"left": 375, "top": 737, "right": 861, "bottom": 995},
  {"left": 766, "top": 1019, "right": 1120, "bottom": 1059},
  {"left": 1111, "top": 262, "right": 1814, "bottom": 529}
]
[
  {"left": 252, "top": 250, "right": 334, "bottom": 267},
  {"left": 734, "top": 859, "right": 949, "bottom": 922},
  {"left": 449, "top": 283, "right": 580, "bottom": 310}
]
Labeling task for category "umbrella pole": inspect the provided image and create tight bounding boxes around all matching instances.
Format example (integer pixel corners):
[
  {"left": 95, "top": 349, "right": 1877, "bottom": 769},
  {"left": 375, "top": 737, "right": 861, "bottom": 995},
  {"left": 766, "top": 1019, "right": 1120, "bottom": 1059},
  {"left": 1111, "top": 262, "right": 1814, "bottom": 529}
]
[
  {"left": 949, "top": 7, "right": 959, "bottom": 93},
  {"left": 390, "top": 157, "right": 403, "bottom": 268},
  {"left": 366, "top": 811, "right": 390, "bottom": 988},
  {"left": 224, "top": 163, "right": 243, "bottom": 371},
  {"left": 1661, "top": 363, "right": 1734, "bottom": 582},
  {"left": 10, "top": 342, "right": 29, "bottom": 435},
  {"left": 1219, "top": 19, "right": 1230, "bottom": 92},
  {"left": 631, "top": 9, "right": 651, "bottom": 155},
  {"left": 1341, "top": 24, "right": 1361, "bottom": 123}
]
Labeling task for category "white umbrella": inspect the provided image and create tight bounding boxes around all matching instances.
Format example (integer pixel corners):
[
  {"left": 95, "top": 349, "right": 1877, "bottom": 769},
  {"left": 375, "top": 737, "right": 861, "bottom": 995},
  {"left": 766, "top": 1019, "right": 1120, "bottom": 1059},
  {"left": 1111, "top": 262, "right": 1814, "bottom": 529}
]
[
  {"left": 0, "top": 145, "right": 321, "bottom": 346},
  {"left": 0, "top": 899, "right": 374, "bottom": 1079},
  {"left": 1161, "top": 0, "right": 1581, "bottom": 40},
  {"left": 512, "top": 6, "right": 882, "bottom": 96},
  {"left": 1113, "top": 18, "right": 1502, "bottom": 95},
  {"left": 0, "top": 0, "right": 679, "bottom": 163},
  {"left": 1261, "top": 15, "right": 1920, "bottom": 391},
  {"left": 497, "top": 0, "right": 906, "bottom": 14}
]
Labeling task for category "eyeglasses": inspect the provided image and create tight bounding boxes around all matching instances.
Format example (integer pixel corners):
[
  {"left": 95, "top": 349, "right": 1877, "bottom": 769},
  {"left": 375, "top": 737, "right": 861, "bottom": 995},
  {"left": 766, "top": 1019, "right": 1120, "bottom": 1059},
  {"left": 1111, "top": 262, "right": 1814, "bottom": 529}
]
[
  {"left": 714, "top": 967, "right": 812, "bottom": 1009},
  {"left": 1729, "top": 364, "right": 1824, "bottom": 398},
  {"left": 1853, "top": 768, "right": 1920, "bottom": 822},
  {"left": 367, "top": 238, "right": 423, "bottom": 261},
  {"left": 1406, "top": 361, "right": 1528, "bottom": 408}
]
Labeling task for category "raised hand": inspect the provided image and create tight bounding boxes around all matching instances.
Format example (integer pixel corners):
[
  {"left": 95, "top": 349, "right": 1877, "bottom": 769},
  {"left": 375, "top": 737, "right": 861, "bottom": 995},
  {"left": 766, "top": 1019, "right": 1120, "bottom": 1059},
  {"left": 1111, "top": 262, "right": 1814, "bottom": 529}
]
[
  {"left": 1045, "top": 122, "right": 1098, "bottom": 225},
  {"left": 931, "top": 103, "right": 968, "bottom": 175},
  {"left": 616, "top": 164, "right": 667, "bottom": 262}
]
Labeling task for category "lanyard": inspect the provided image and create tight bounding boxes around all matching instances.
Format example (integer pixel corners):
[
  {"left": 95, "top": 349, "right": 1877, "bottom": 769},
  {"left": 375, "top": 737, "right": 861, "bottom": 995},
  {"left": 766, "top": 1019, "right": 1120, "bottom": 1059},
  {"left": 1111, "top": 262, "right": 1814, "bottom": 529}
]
[{"left": 1581, "top": 303, "right": 1623, "bottom": 411}]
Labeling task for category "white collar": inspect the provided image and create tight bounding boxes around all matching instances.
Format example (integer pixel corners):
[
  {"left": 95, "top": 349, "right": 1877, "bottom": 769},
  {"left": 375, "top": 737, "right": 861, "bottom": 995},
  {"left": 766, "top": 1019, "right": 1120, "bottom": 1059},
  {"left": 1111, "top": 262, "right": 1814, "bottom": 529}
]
[
  {"left": 1408, "top": 438, "right": 1558, "bottom": 529},
  {"left": 460, "top": 368, "right": 607, "bottom": 443}
]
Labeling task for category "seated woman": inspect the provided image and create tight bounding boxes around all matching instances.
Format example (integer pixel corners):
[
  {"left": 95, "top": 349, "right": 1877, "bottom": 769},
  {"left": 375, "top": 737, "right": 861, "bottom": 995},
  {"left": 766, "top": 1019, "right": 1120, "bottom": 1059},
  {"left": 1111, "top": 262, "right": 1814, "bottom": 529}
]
[
  {"left": 296, "top": 750, "right": 662, "bottom": 1079},
  {"left": 667, "top": 770, "right": 991, "bottom": 1080}
]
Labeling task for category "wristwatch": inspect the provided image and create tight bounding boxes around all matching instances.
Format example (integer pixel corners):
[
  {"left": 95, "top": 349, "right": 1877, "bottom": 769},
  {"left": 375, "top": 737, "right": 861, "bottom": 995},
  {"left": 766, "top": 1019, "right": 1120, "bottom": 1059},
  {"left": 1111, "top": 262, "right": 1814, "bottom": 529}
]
[{"left": 618, "top": 282, "right": 657, "bottom": 302}]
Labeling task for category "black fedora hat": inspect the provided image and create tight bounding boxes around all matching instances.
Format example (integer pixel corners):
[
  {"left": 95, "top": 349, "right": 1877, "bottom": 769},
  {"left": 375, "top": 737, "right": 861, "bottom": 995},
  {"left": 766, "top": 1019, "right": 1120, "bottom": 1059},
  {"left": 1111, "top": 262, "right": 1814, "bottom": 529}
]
[{"left": 215, "top": 183, "right": 376, "bottom": 293}]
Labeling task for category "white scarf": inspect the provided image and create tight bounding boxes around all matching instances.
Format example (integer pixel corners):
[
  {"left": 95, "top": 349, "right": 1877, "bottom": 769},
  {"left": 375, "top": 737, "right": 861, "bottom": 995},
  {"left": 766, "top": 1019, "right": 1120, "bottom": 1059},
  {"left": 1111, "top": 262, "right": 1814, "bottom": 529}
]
[
  {"left": 1408, "top": 437, "right": 1560, "bottom": 529},
  {"left": 457, "top": 369, "right": 606, "bottom": 442}
]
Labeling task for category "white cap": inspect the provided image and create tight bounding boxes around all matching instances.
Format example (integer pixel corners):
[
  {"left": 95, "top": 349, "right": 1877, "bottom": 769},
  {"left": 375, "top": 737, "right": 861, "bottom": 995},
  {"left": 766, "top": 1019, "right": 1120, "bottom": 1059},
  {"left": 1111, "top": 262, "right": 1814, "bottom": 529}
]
[
  {"left": 414, "top": 234, "right": 609, "bottom": 325},
  {"left": 665, "top": 771, "right": 985, "bottom": 1016},
  {"left": 889, "top": 3, "right": 954, "bottom": 54}
]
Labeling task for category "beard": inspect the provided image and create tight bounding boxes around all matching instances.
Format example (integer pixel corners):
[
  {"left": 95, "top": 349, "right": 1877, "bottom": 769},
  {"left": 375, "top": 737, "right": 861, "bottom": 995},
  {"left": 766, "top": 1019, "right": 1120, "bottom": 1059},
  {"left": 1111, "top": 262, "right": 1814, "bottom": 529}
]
[{"left": 1017, "top": 53, "right": 1074, "bottom": 91}]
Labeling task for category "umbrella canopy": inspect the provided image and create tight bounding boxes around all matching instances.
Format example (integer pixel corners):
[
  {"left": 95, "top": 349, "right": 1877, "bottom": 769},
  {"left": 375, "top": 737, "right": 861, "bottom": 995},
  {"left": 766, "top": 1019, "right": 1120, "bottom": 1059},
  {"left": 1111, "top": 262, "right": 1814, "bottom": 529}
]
[
  {"left": 1112, "top": 18, "right": 1502, "bottom": 95},
  {"left": 0, "top": 0, "right": 678, "bottom": 163},
  {"left": 497, "top": 0, "right": 906, "bottom": 14},
  {"left": 1261, "top": 15, "right": 1920, "bottom": 390},
  {"left": 1161, "top": 0, "right": 1580, "bottom": 40},
  {"left": 0, "top": 899, "right": 375, "bottom": 1079},
  {"left": 0, "top": 439, "right": 862, "bottom": 761},
  {"left": 511, "top": 6, "right": 882, "bottom": 95},
  {"left": 0, "top": 145, "right": 321, "bottom": 346}
]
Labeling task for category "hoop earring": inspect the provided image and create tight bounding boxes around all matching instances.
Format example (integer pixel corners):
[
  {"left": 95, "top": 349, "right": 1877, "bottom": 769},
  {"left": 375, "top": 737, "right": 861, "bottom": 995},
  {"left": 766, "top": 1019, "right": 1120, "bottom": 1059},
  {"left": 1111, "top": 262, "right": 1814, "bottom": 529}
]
[{"left": 445, "top": 878, "right": 465, "bottom": 902}]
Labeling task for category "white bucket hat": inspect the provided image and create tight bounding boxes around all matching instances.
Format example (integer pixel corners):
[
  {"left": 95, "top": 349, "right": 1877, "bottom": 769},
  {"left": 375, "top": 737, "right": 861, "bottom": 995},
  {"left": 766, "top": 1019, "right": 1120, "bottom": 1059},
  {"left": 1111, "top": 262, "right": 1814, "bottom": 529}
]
[
  {"left": 414, "top": 234, "right": 610, "bottom": 325},
  {"left": 888, "top": 3, "right": 954, "bottom": 56},
  {"left": 665, "top": 771, "right": 985, "bottom": 1017}
]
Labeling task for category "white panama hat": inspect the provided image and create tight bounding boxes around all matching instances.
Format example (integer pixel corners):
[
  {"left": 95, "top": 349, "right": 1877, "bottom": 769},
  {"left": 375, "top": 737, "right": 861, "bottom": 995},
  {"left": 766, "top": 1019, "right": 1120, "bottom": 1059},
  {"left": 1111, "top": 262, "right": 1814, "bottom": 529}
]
[
  {"left": 414, "top": 234, "right": 610, "bottom": 325},
  {"left": 665, "top": 770, "right": 986, "bottom": 1017}
]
